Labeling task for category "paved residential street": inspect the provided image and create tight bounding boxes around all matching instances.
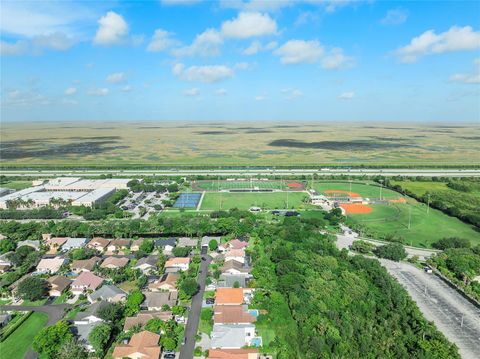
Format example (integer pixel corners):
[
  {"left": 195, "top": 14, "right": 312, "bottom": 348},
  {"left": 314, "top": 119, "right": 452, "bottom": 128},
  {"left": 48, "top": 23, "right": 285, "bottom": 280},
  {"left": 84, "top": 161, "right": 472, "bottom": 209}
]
[{"left": 179, "top": 255, "right": 212, "bottom": 359}]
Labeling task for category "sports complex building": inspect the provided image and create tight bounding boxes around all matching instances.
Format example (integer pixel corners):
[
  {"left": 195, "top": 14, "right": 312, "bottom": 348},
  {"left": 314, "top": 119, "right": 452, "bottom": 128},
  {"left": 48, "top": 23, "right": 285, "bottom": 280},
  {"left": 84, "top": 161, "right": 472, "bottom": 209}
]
[{"left": 0, "top": 177, "right": 130, "bottom": 209}]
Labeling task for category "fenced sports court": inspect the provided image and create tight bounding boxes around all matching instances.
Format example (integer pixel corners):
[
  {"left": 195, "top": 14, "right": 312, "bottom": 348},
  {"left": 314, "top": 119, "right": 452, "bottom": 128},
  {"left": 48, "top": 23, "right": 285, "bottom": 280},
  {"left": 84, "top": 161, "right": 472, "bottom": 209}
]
[{"left": 173, "top": 193, "right": 202, "bottom": 208}]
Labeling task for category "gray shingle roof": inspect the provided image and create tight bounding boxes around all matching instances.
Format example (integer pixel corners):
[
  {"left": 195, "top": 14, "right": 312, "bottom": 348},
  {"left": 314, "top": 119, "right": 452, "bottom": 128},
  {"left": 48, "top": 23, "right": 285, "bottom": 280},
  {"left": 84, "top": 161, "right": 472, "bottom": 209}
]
[{"left": 89, "top": 285, "right": 125, "bottom": 302}]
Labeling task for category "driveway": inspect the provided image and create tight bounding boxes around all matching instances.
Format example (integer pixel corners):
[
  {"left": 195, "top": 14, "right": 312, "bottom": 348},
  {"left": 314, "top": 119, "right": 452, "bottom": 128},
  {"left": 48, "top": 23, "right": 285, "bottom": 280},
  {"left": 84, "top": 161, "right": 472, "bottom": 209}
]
[{"left": 179, "top": 255, "right": 212, "bottom": 359}]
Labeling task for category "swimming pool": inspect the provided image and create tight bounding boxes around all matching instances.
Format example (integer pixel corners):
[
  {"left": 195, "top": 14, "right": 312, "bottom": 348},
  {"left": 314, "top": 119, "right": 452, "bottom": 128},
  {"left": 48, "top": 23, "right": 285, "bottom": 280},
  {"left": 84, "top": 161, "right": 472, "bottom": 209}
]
[
  {"left": 249, "top": 309, "right": 259, "bottom": 317},
  {"left": 250, "top": 337, "right": 262, "bottom": 347}
]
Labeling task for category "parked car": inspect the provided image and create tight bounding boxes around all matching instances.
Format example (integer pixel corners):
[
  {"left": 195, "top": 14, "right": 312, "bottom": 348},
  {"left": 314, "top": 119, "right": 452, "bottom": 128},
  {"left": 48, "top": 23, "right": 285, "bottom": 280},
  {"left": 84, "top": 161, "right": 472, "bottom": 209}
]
[{"left": 424, "top": 266, "right": 433, "bottom": 274}]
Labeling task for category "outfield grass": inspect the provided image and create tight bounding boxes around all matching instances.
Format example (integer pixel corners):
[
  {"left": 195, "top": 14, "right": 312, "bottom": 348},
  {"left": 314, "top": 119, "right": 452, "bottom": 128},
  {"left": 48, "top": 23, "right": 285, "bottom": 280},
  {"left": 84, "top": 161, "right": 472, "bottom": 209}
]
[
  {"left": 348, "top": 199, "right": 480, "bottom": 247},
  {"left": 0, "top": 312, "right": 48, "bottom": 359},
  {"left": 200, "top": 192, "right": 309, "bottom": 211},
  {"left": 312, "top": 181, "right": 401, "bottom": 199}
]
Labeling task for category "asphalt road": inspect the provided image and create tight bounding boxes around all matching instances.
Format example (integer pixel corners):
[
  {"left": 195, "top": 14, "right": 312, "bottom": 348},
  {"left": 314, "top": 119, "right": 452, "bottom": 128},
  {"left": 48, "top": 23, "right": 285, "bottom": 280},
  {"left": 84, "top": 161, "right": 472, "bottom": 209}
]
[
  {"left": 2, "top": 168, "right": 480, "bottom": 177},
  {"left": 381, "top": 259, "right": 480, "bottom": 359},
  {"left": 179, "top": 255, "right": 212, "bottom": 359}
]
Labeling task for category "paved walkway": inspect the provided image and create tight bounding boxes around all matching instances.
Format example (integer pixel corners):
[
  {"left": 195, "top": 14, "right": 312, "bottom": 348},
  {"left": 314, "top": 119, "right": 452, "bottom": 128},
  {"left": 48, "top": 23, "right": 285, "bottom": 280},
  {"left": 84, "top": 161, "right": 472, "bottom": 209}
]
[{"left": 179, "top": 255, "right": 212, "bottom": 359}]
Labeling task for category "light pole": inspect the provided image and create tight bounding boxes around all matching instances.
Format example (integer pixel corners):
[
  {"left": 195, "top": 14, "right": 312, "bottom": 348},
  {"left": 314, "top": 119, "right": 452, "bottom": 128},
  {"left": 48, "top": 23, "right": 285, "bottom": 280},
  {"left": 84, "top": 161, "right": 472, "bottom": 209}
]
[{"left": 408, "top": 206, "right": 412, "bottom": 230}]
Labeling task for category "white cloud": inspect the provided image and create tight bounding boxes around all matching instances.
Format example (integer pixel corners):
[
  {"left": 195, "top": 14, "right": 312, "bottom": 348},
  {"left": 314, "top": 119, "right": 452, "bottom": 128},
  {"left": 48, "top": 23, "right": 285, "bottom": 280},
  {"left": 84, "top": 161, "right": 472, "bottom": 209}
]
[
  {"left": 234, "top": 62, "right": 252, "bottom": 70},
  {"left": 106, "top": 72, "right": 126, "bottom": 83},
  {"left": 172, "top": 63, "right": 234, "bottom": 83},
  {"left": 274, "top": 40, "right": 324, "bottom": 64},
  {"left": 87, "top": 87, "right": 109, "bottom": 96},
  {"left": 339, "top": 91, "right": 355, "bottom": 99},
  {"left": 147, "top": 29, "right": 178, "bottom": 52},
  {"left": 380, "top": 8, "right": 408, "bottom": 25},
  {"left": 221, "top": 12, "right": 277, "bottom": 39},
  {"left": 242, "top": 40, "right": 262, "bottom": 55},
  {"left": 31, "top": 32, "right": 74, "bottom": 50},
  {"left": 254, "top": 95, "right": 266, "bottom": 101},
  {"left": 219, "top": 0, "right": 293, "bottom": 12},
  {"left": 161, "top": 0, "right": 202, "bottom": 5},
  {"left": 2, "top": 89, "right": 50, "bottom": 106},
  {"left": 121, "top": 85, "right": 133, "bottom": 92},
  {"left": 94, "top": 11, "right": 128, "bottom": 45},
  {"left": 449, "top": 58, "right": 480, "bottom": 84},
  {"left": 172, "top": 28, "right": 223, "bottom": 57},
  {"left": 64, "top": 87, "right": 77, "bottom": 95},
  {"left": 321, "top": 47, "right": 354, "bottom": 69},
  {"left": 184, "top": 87, "right": 200, "bottom": 96},
  {"left": 216, "top": 88, "right": 227, "bottom": 95},
  {"left": 395, "top": 26, "right": 480, "bottom": 63},
  {"left": 265, "top": 41, "right": 278, "bottom": 50},
  {"left": 282, "top": 88, "right": 303, "bottom": 100},
  {"left": 0, "top": 40, "right": 29, "bottom": 56}
]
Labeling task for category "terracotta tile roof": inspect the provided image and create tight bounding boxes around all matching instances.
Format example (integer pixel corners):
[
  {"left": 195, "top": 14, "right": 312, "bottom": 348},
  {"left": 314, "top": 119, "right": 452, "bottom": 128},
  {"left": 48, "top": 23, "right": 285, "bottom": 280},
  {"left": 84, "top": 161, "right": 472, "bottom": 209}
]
[
  {"left": 100, "top": 256, "right": 129, "bottom": 268},
  {"left": 227, "top": 239, "right": 249, "bottom": 250},
  {"left": 221, "top": 260, "right": 249, "bottom": 273},
  {"left": 108, "top": 239, "right": 130, "bottom": 247},
  {"left": 72, "top": 271, "right": 103, "bottom": 290},
  {"left": 225, "top": 249, "right": 246, "bottom": 258},
  {"left": 48, "top": 237, "right": 68, "bottom": 247},
  {"left": 208, "top": 349, "right": 259, "bottom": 359},
  {"left": 215, "top": 288, "right": 244, "bottom": 305},
  {"left": 213, "top": 305, "right": 256, "bottom": 324},
  {"left": 112, "top": 330, "right": 161, "bottom": 359},
  {"left": 165, "top": 257, "right": 190, "bottom": 267},
  {"left": 87, "top": 237, "right": 110, "bottom": 248},
  {"left": 71, "top": 256, "right": 102, "bottom": 271},
  {"left": 123, "top": 311, "right": 173, "bottom": 331},
  {"left": 148, "top": 273, "right": 179, "bottom": 291}
]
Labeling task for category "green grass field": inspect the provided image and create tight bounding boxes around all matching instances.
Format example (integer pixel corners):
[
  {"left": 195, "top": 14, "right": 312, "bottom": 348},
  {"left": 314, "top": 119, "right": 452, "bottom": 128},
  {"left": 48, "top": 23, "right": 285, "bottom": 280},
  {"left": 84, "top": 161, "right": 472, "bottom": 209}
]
[
  {"left": 0, "top": 312, "right": 48, "bottom": 359},
  {"left": 312, "top": 181, "right": 401, "bottom": 199},
  {"left": 1, "top": 181, "right": 32, "bottom": 190},
  {"left": 390, "top": 181, "right": 450, "bottom": 197},
  {"left": 347, "top": 199, "right": 480, "bottom": 247},
  {"left": 200, "top": 192, "right": 309, "bottom": 211},
  {"left": 193, "top": 180, "right": 300, "bottom": 191}
]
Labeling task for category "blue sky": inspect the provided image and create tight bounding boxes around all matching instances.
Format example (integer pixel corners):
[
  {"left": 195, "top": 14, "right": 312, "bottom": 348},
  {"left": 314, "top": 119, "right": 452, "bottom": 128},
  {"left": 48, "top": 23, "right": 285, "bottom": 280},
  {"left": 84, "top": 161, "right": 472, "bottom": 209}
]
[{"left": 1, "top": 0, "right": 479, "bottom": 122}]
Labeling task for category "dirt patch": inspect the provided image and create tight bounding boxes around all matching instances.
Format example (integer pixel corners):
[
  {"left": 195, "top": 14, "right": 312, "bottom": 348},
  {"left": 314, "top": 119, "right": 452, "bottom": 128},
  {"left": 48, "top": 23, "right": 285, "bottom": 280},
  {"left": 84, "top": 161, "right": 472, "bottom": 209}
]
[
  {"left": 324, "top": 190, "right": 361, "bottom": 197},
  {"left": 287, "top": 182, "right": 305, "bottom": 190},
  {"left": 340, "top": 203, "right": 373, "bottom": 214}
]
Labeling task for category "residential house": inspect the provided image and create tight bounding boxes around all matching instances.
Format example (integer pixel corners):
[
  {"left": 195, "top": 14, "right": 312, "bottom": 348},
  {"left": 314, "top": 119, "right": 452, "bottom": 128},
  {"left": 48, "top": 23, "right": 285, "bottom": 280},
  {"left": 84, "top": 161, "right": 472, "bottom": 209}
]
[
  {"left": 221, "top": 260, "right": 251, "bottom": 275},
  {"left": 17, "top": 240, "right": 40, "bottom": 251},
  {"left": 177, "top": 237, "right": 198, "bottom": 248},
  {"left": 208, "top": 349, "right": 259, "bottom": 359},
  {"left": 88, "top": 284, "right": 126, "bottom": 303},
  {"left": 211, "top": 324, "right": 256, "bottom": 349},
  {"left": 143, "top": 291, "right": 178, "bottom": 310},
  {"left": 133, "top": 255, "right": 158, "bottom": 274},
  {"left": 226, "top": 239, "right": 248, "bottom": 250},
  {"left": 215, "top": 288, "right": 245, "bottom": 306},
  {"left": 73, "top": 301, "right": 108, "bottom": 325},
  {"left": 148, "top": 273, "right": 179, "bottom": 292},
  {"left": 44, "top": 237, "right": 68, "bottom": 253},
  {"left": 123, "top": 311, "right": 173, "bottom": 331},
  {"left": 218, "top": 273, "right": 251, "bottom": 288},
  {"left": 47, "top": 275, "right": 72, "bottom": 297},
  {"left": 112, "top": 331, "right": 161, "bottom": 359},
  {"left": 86, "top": 237, "right": 110, "bottom": 252},
  {"left": 154, "top": 238, "right": 176, "bottom": 254},
  {"left": 164, "top": 257, "right": 190, "bottom": 272},
  {"left": 62, "top": 237, "right": 87, "bottom": 251},
  {"left": 201, "top": 236, "right": 224, "bottom": 252},
  {"left": 106, "top": 239, "right": 130, "bottom": 253},
  {"left": 214, "top": 305, "right": 257, "bottom": 325},
  {"left": 130, "top": 239, "right": 144, "bottom": 252},
  {"left": 36, "top": 257, "right": 66, "bottom": 274},
  {"left": 71, "top": 272, "right": 104, "bottom": 295},
  {"left": 224, "top": 249, "right": 246, "bottom": 264},
  {"left": 100, "top": 256, "right": 129, "bottom": 269},
  {"left": 71, "top": 256, "right": 102, "bottom": 273},
  {"left": 72, "top": 322, "right": 102, "bottom": 352}
]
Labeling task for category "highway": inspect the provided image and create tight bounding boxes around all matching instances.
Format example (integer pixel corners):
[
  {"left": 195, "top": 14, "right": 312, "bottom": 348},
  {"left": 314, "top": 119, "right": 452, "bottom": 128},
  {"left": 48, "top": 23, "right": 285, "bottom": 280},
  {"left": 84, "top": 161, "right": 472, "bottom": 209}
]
[{"left": 1, "top": 168, "right": 480, "bottom": 177}]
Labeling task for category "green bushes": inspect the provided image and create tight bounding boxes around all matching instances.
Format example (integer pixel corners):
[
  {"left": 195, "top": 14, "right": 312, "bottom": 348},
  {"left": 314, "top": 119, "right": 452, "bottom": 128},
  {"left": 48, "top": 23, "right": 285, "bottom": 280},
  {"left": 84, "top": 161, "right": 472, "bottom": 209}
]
[
  {"left": 374, "top": 242, "right": 408, "bottom": 261},
  {"left": 0, "top": 311, "right": 32, "bottom": 342}
]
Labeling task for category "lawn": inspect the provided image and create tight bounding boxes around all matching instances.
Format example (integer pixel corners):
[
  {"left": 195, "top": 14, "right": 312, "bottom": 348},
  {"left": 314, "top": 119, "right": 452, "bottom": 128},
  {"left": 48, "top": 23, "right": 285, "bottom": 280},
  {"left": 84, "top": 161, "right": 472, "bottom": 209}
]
[
  {"left": 200, "top": 192, "right": 309, "bottom": 211},
  {"left": 22, "top": 298, "right": 48, "bottom": 306},
  {"left": 0, "top": 312, "right": 48, "bottom": 359},
  {"left": 390, "top": 181, "right": 449, "bottom": 197},
  {"left": 1, "top": 181, "right": 32, "bottom": 190},
  {"left": 347, "top": 199, "right": 480, "bottom": 247},
  {"left": 312, "top": 181, "right": 401, "bottom": 199},
  {"left": 256, "top": 323, "right": 276, "bottom": 347},
  {"left": 198, "top": 308, "right": 213, "bottom": 337}
]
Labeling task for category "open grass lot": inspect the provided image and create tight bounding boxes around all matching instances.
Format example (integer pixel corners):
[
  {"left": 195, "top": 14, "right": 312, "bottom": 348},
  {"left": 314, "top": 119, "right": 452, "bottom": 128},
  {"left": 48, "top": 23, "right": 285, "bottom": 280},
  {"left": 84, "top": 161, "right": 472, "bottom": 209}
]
[
  {"left": 0, "top": 180, "right": 32, "bottom": 190},
  {"left": 2, "top": 121, "right": 480, "bottom": 167},
  {"left": 200, "top": 192, "right": 309, "bottom": 211},
  {"left": 0, "top": 312, "right": 48, "bottom": 359},
  {"left": 348, "top": 199, "right": 480, "bottom": 247},
  {"left": 312, "top": 181, "right": 401, "bottom": 199},
  {"left": 390, "top": 181, "right": 450, "bottom": 197}
]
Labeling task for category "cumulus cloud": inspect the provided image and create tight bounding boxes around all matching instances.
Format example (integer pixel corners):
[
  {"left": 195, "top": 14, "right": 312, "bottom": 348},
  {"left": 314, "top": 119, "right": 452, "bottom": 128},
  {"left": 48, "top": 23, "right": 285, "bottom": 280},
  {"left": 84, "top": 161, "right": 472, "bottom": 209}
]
[
  {"left": 147, "top": 29, "right": 178, "bottom": 52},
  {"left": 395, "top": 26, "right": 480, "bottom": 63},
  {"left": 321, "top": 47, "right": 354, "bottom": 69},
  {"left": 221, "top": 12, "right": 277, "bottom": 39},
  {"left": 184, "top": 87, "right": 200, "bottom": 96},
  {"left": 106, "top": 72, "right": 126, "bottom": 83},
  {"left": 94, "top": 11, "right": 128, "bottom": 45},
  {"left": 282, "top": 88, "right": 303, "bottom": 100},
  {"left": 172, "top": 28, "right": 223, "bottom": 57},
  {"left": 449, "top": 58, "right": 480, "bottom": 84},
  {"left": 64, "top": 87, "right": 77, "bottom": 95},
  {"left": 0, "top": 40, "right": 29, "bottom": 56},
  {"left": 87, "top": 87, "right": 109, "bottom": 96},
  {"left": 242, "top": 40, "right": 262, "bottom": 55},
  {"left": 2, "top": 89, "right": 50, "bottom": 106},
  {"left": 339, "top": 91, "right": 355, "bottom": 99},
  {"left": 172, "top": 63, "right": 234, "bottom": 83},
  {"left": 274, "top": 40, "right": 324, "bottom": 64},
  {"left": 216, "top": 88, "right": 227, "bottom": 95},
  {"left": 380, "top": 8, "right": 408, "bottom": 25}
]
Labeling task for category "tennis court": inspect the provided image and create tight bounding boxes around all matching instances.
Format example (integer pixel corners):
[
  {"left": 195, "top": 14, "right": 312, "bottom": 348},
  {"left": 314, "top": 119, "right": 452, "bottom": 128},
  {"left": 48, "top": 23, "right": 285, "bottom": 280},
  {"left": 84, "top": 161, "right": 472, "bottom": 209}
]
[{"left": 173, "top": 193, "right": 202, "bottom": 208}]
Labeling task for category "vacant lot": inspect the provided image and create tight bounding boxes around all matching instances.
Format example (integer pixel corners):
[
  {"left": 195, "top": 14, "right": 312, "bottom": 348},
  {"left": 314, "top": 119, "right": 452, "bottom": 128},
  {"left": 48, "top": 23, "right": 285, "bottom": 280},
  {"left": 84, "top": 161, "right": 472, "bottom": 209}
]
[
  {"left": 2, "top": 122, "right": 479, "bottom": 167},
  {"left": 200, "top": 192, "right": 308, "bottom": 211},
  {"left": 347, "top": 199, "right": 480, "bottom": 247},
  {"left": 0, "top": 312, "right": 48, "bottom": 359}
]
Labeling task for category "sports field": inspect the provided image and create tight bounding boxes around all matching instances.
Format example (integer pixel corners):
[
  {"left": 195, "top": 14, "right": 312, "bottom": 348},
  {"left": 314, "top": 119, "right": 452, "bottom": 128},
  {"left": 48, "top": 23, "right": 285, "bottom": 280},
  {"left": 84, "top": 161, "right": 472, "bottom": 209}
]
[
  {"left": 200, "top": 192, "right": 309, "bottom": 211},
  {"left": 347, "top": 199, "right": 480, "bottom": 247},
  {"left": 312, "top": 181, "right": 401, "bottom": 199},
  {"left": 192, "top": 180, "right": 305, "bottom": 191}
]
